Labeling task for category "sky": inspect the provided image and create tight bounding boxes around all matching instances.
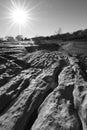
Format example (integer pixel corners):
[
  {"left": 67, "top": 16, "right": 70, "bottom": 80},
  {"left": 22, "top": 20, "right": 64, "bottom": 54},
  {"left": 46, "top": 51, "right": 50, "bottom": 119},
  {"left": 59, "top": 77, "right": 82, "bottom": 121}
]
[{"left": 0, "top": 0, "right": 87, "bottom": 38}]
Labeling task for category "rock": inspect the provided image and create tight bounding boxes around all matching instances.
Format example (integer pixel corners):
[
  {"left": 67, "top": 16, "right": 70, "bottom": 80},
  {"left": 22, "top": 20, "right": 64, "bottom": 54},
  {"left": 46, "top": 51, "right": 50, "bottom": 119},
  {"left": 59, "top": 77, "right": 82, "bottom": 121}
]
[
  {"left": 0, "top": 46, "right": 87, "bottom": 130},
  {"left": 31, "top": 56, "right": 87, "bottom": 130},
  {"left": 0, "top": 50, "right": 68, "bottom": 130}
]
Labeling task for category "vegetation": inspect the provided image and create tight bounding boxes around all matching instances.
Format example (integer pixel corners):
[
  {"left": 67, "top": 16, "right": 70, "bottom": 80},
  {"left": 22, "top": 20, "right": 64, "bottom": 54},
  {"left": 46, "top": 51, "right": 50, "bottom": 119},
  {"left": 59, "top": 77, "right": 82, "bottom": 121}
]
[
  {"left": 0, "top": 28, "right": 87, "bottom": 43},
  {"left": 32, "top": 29, "right": 87, "bottom": 44}
]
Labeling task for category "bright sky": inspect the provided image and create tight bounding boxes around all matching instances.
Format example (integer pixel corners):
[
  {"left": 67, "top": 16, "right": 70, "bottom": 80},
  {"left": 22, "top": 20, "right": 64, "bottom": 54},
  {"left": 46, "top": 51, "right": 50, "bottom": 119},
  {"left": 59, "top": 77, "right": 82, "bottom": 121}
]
[{"left": 0, "top": 0, "right": 87, "bottom": 38}]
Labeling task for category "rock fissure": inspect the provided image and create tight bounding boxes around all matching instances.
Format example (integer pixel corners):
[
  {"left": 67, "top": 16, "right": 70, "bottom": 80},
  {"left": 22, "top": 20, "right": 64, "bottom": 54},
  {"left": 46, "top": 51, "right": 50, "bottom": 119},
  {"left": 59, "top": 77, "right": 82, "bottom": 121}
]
[{"left": 23, "top": 67, "right": 61, "bottom": 130}]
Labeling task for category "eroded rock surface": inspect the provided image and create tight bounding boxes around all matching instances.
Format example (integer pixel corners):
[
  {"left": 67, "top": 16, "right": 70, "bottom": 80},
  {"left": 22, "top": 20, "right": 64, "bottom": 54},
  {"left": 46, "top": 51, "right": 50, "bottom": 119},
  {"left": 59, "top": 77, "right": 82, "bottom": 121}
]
[{"left": 0, "top": 47, "right": 87, "bottom": 130}]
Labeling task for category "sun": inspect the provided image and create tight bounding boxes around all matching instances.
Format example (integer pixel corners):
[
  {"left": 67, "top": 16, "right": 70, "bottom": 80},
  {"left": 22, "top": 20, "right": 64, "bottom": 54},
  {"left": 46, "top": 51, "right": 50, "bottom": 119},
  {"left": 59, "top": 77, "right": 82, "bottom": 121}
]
[
  {"left": 7, "top": 0, "right": 35, "bottom": 33},
  {"left": 11, "top": 7, "right": 28, "bottom": 26},
  {"left": 2, "top": 0, "right": 42, "bottom": 35},
  {"left": 9, "top": 1, "right": 31, "bottom": 27}
]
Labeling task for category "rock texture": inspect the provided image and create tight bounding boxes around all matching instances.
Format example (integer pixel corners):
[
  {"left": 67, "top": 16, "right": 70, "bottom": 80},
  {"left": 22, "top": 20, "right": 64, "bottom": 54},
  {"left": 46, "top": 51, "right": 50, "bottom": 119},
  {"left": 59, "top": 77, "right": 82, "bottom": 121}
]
[{"left": 0, "top": 46, "right": 87, "bottom": 130}]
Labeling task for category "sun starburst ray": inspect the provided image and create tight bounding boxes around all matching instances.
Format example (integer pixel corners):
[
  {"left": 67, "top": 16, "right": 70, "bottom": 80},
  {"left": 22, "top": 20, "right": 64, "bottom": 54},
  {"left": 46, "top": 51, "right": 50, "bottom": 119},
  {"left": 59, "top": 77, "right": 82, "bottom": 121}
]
[
  {"left": 0, "top": 0, "right": 42, "bottom": 36},
  {"left": 6, "top": 0, "right": 36, "bottom": 34}
]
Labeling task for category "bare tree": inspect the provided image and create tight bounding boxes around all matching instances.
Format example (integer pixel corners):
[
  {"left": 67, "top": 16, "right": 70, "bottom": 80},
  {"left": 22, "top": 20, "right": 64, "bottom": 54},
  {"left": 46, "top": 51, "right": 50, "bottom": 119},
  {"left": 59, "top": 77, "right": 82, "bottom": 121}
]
[{"left": 55, "top": 27, "right": 62, "bottom": 35}]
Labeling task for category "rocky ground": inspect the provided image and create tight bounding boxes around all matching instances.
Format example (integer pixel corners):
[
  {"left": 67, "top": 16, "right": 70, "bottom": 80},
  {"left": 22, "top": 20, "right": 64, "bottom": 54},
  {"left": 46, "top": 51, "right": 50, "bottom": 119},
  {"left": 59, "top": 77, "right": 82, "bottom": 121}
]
[{"left": 0, "top": 43, "right": 87, "bottom": 130}]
